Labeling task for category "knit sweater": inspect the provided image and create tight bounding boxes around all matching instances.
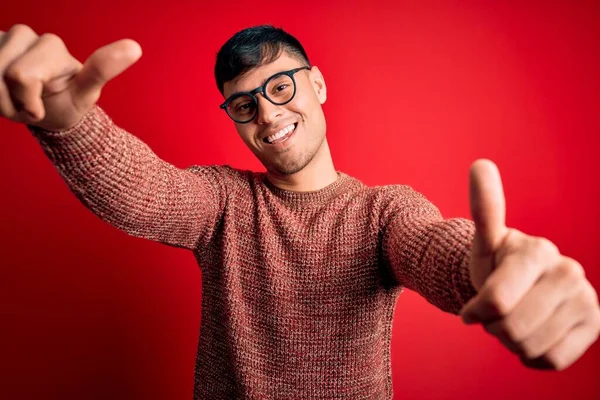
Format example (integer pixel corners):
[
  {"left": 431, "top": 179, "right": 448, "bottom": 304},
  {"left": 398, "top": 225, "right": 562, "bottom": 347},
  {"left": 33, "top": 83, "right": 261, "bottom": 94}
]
[{"left": 29, "top": 106, "right": 478, "bottom": 400}]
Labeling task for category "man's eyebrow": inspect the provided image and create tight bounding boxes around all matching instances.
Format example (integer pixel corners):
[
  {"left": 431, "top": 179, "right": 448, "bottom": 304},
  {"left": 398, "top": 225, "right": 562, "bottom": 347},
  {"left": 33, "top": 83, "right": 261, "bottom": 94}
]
[
  {"left": 226, "top": 70, "right": 284, "bottom": 99},
  {"left": 227, "top": 82, "right": 261, "bottom": 99}
]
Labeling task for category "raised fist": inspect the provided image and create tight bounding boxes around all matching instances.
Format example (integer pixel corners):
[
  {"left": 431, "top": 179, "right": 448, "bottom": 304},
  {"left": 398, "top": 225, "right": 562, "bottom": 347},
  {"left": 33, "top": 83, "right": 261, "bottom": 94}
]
[{"left": 0, "top": 24, "right": 141, "bottom": 131}]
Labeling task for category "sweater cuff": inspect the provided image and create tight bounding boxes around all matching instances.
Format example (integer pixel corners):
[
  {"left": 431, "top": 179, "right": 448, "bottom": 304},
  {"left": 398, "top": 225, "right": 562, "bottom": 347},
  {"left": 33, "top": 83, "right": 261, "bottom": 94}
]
[
  {"left": 451, "top": 219, "right": 478, "bottom": 309},
  {"left": 27, "top": 105, "right": 113, "bottom": 165}
]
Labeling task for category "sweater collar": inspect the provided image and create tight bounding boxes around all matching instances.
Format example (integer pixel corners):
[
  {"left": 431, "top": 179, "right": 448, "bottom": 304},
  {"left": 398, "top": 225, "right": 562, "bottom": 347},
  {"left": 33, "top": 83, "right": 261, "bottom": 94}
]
[{"left": 262, "top": 171, "right": 351, "bottom": 205}]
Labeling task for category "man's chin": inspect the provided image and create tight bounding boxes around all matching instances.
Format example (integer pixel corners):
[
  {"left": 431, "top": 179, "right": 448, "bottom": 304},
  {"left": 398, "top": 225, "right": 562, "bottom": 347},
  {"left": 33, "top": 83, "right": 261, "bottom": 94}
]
[
  {"left": 264, "top": 156, "right": 310, "bottom": 176},
  {"left": 267, "top": 163, "right": 304, "bottom": 176}
]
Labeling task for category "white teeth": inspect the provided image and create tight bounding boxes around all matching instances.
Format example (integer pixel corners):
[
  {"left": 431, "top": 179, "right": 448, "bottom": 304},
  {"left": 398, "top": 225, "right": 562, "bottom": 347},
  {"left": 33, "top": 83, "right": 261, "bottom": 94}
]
[{"left": 266, "top": 124, "right": 295, "bottom": 143}]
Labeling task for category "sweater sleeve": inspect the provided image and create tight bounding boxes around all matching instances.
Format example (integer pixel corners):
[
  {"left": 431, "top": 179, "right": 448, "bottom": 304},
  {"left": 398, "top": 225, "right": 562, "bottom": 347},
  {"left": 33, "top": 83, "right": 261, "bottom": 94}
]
[
  {"left": 380, "top": 185, "right": 478, "bottom": 314},
  {"left": 28, "top": 105, "right": 225, "bottom": 251}
]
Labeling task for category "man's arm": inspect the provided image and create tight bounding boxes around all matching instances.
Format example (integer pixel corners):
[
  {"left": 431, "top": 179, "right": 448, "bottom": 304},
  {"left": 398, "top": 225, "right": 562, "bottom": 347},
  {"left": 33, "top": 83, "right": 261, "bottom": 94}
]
[
  {"left": 380, "top": 185, "right": 477, "bottom": 314},
  {"left": 28, "top": 105, "right": 225, "bottom": 250},
  {"left": 0, "top": 24, "right": 225, "bottom": 251}
]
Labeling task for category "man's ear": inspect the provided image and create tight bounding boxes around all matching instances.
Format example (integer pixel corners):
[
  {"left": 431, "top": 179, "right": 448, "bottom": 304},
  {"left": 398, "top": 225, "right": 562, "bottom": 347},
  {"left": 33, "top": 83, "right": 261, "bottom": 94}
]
[{"left": 309, "top": 66, "right": 327, "bottom": 104}]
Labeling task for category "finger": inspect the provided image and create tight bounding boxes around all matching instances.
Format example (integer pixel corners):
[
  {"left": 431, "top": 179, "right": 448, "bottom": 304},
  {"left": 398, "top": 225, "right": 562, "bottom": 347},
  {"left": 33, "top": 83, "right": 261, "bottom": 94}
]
[
  {"left": 0, "top": 25, "right": 38, "bottom": 70},
  {"left": 4, "top": 32, "right": 81, "bottom": 122},
  {"left": 0, "top": 31, "right": 12, "bottom": 118},
  {"left": 485, "top": 297, "right": 581, "bottom": 356},
  {"left": 521, "top": 317, "right": 600, "bottom": 371},
  {"left": 72, "top": 39, "right": 142, "bottom": 109},
  {"left": 469, "top": 159, "right": 508, "bottom": 257},
  {"left": 516, "top": 280, "right": 596, "bottom": 360},
  {"left": 461, "top": 236, "right": 560, "bottom": 323},
  {"left": 482, "top": 259, "right": 586, "bottom": 349},
  {"left": 0, "top": 24, "right": 39, "bottom": 119}
]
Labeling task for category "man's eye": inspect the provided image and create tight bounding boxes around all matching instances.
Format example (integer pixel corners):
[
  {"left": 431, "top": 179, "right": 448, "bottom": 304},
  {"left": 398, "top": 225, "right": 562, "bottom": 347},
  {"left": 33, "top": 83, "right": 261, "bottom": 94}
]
[
  {"left": 236, "top": 103, "right": 254, "bottom": 113},
  {"left": 276, "top": 84, "right": 289, "bottom": 92}
]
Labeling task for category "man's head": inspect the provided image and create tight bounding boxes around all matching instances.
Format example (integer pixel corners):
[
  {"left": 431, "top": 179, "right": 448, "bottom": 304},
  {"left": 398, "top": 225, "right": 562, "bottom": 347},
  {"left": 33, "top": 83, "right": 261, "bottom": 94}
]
[{"left": 215, "top": 25, "right": 328, "bottom": 176}]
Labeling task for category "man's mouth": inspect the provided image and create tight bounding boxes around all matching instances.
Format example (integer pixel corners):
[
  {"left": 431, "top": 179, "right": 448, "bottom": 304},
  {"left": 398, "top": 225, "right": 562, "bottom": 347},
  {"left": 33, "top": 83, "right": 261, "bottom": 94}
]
[{"left": 263, "top": 123, "right": 298, "bottom": 144}]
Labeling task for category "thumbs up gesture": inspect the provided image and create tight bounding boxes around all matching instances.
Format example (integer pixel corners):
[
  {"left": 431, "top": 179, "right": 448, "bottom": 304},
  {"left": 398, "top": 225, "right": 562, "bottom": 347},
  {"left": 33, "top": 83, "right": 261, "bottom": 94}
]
[
  {"left": 0, "top": 24, "right": 141, "bottom": 131},
  {"left": 460, "top": 160, "right": 600, "bottom": 370}
]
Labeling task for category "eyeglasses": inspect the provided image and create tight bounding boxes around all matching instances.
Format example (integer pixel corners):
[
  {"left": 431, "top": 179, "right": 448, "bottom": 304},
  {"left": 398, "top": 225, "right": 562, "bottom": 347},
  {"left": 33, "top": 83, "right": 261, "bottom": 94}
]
[{"left": 220, "top": 66, "right": 310, "bottom": 124}]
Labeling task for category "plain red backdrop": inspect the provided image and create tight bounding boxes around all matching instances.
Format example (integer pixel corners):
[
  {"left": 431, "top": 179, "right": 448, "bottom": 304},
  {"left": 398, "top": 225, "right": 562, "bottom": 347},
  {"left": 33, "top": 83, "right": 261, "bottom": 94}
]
[{"left": 1, "top": 1, "right": 599, "bottom": 399}]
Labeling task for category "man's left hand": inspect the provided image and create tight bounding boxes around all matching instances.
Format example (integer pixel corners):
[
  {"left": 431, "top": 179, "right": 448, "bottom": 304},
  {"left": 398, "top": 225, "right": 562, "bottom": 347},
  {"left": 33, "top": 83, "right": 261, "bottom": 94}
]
[{"left": 460, "top": 159, "right": 600, "bottom": 370}]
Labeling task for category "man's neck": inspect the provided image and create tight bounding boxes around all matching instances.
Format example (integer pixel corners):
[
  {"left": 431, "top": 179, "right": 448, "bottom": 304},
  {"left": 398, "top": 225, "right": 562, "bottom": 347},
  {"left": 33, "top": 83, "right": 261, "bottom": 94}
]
[{"left": 266, "top": 139, "right": 337, "bottom": 192}]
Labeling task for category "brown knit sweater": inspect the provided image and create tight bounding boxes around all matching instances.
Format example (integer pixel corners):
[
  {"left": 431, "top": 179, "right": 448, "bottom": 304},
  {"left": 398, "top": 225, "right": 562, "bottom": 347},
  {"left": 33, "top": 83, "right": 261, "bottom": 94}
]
[{"left": 29, "top": 106, "right": 478, "bottom": 399}]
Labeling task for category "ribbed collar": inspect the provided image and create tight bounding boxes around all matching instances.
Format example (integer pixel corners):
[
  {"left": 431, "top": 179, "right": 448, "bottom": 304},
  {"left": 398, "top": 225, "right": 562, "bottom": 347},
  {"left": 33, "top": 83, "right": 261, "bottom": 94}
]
[{"left": 261, "top": 171, "right": 352, "bottom": 205}]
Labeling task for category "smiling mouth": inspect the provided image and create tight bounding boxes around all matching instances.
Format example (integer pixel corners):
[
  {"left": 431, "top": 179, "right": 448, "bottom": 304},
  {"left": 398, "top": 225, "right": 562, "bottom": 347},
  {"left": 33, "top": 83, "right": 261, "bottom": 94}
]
[{"left": 263, "top": 123, "right": 298, "bottom": 144}]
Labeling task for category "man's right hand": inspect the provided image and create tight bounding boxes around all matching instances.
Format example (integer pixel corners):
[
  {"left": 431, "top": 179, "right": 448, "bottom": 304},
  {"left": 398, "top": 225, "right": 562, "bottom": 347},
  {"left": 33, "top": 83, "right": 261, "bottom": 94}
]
[{"left": 0, "top": 24, "right": 142, "bottom": 131}]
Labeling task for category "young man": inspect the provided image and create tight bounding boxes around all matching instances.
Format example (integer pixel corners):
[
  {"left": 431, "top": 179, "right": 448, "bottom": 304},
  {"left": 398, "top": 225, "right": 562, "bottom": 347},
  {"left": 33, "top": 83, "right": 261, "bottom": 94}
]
[{"left": 1, "top": 24, "right": 598, "bottom": 399}]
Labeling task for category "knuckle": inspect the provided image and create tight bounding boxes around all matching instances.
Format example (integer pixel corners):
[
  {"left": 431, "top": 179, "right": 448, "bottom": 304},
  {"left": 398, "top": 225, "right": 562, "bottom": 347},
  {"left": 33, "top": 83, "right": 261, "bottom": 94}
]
[
  {"left": 9, "top": 23, "right": 35, "bottom": 37},
  {"left": 592, "top": 312, "right": 600, "bottom": 340},
  {"left": 4, "top": 63, "right": 33, "bottom": 84},
  {"left": 39, "top": 32, "right": 65, "bottom": 48},
  {"left": 566, "top": 256, "right": 585, "bottom": 275},
  {"left": 484, "top": 286, "right": 512, "bottom": 316},
  {"left": 533, "top": 237, "right": 559, "bottom": 258},
  {"left": 556, "top": 258, "right": 585, "bottom": 283},
  {"left": 579, "top": 280, "right": 598, "bottom": 308},
  {"left": 591, "top": 282, "right": 600, "bottom": 305}
]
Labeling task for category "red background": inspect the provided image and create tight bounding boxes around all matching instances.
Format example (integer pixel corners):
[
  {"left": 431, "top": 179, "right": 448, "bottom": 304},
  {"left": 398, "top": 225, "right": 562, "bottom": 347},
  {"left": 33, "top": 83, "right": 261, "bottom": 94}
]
[{"left": 1, "top": 1, "right": 599, "bottom": 399}]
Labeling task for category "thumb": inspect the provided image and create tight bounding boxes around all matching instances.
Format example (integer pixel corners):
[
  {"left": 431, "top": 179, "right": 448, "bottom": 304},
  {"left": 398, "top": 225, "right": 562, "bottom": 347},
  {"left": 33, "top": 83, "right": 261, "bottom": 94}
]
[
  {"left": 72, "top": 39, "right": 142, "bottom": 107},
  {"left": 469, "top": 159, "right": 508, "bottom": 257}
]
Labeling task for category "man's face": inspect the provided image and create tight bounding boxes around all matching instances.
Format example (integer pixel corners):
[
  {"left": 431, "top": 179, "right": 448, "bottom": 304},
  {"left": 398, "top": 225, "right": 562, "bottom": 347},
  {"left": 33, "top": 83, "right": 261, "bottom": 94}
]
[{"left": 222, "top": 52, "right": 327, "bottom": 176}]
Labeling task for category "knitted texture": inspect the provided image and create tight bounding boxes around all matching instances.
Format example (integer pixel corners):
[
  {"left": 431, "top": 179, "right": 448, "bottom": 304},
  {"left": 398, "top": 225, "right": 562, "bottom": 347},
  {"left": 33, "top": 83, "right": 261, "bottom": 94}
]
[{"left": 29, "top": 106, "right": 478, "bottom": 399}]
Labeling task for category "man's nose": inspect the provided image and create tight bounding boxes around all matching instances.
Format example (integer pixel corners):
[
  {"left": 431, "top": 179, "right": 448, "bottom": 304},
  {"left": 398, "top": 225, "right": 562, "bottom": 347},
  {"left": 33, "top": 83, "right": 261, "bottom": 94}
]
[{"left": 255, "top": 95, "right": 283, "bottom": 125}]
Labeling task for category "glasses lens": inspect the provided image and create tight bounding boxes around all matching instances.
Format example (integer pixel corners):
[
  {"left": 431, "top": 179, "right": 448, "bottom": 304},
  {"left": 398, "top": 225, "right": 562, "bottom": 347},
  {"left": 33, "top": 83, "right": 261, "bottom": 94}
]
[
  {"left": 265, "top": 73, "right": 295, "bottom": 105},
  {"left": 227, "top": 94, "right": 257, "bottom": 122}
]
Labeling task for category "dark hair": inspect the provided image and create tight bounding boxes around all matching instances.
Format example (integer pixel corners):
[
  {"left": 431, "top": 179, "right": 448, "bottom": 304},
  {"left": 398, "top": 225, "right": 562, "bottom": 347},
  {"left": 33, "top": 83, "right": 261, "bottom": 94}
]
[{"left": 214, "top": 25, "right": 310, "bottom": 95}]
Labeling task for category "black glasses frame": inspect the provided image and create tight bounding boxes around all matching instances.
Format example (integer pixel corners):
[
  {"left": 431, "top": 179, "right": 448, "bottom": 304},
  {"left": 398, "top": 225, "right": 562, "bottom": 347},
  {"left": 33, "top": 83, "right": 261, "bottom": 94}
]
[{"left": 219, "top": 66, "right": 311, "bottom": 124}]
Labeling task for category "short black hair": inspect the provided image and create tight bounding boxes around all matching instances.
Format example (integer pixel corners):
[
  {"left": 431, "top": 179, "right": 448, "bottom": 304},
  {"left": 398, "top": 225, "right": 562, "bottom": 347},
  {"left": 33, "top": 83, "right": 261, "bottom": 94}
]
[{"left": 214, "top": 25, "right": 310, "bottom": 95}]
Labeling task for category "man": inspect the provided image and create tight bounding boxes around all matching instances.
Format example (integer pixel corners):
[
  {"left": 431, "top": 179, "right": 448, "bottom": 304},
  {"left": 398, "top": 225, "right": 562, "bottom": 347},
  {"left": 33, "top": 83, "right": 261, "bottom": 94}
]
[{"left": 0, "top": 24, "right": 598, "bottom": 399}]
